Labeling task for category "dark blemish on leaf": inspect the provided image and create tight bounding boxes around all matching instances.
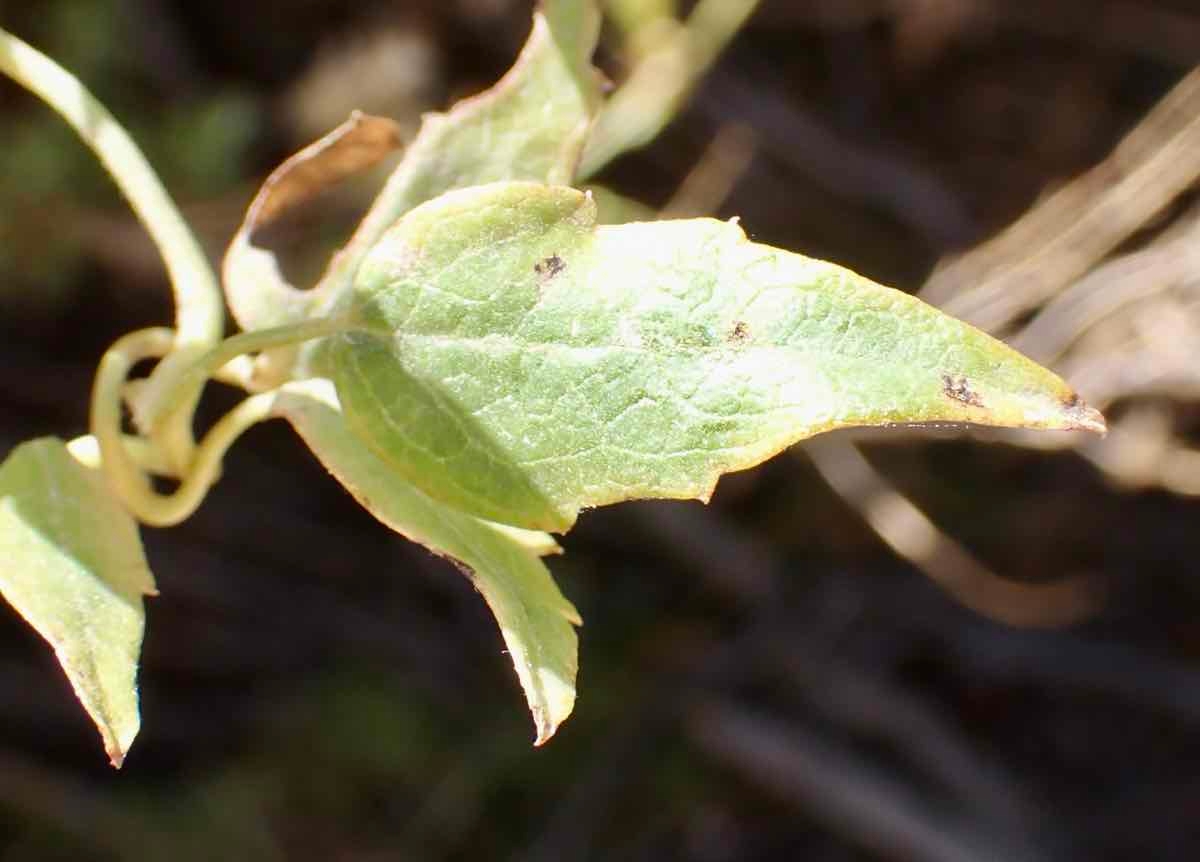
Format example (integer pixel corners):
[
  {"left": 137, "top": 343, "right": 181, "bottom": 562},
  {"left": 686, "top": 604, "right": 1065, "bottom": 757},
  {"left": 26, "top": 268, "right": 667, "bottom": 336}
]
[
  {"left": 534, "top": 254, "right": 566, "bottom": 281},
  {"left": 728, "top": 320, "right": 750, "bottom": 344},
  {"left": 942, "top": 374, "right": 984, "bottom": 408}
]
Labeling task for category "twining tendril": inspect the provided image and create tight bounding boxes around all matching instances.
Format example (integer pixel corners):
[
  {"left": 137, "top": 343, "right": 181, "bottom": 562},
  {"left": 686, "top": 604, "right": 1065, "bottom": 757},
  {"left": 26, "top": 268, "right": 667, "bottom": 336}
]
[{"left": 89, "top": 320, "right": 350, "bottom": 527}]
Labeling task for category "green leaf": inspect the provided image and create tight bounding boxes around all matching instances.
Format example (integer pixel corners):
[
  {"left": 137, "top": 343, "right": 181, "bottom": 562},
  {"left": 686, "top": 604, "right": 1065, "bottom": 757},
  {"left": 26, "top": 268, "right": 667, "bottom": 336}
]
[
  {"left": 0, "top": 438, "right": 156, "bottom": 767},
  {"left": 271, "top": 379, "right": 580, "bottom": 744},
  {"left": 300, "top": 1, "right": 602, "bottom": 327},
  {"left": 222, "top": 2, "right": 602, "bottom": 383},
  {"left": 349, "top": 0, "right": 600, "bottom": 225},
  {"left": 579, "top": 0, "right": 760, "bottom": 179},
  {"left": 327, "top": 182, "right": 1105, "bottom": 532}
]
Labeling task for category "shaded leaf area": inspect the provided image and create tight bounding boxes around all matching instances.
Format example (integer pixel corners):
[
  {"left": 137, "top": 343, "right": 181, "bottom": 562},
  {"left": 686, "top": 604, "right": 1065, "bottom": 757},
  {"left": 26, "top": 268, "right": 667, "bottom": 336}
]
[
  {"left": 331, "top": 182, "right": 1098, "bottom": 531},
  {"left": 0, "top": 439, "right": 154, "bottom": 767},
  {"left": 3, "top": 1, "right": 1200, "bottom": 861}
]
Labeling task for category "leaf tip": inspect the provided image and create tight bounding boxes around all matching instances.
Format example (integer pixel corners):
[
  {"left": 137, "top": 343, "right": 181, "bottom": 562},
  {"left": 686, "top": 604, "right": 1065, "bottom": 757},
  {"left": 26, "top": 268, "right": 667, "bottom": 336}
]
[
  {"left": 101, "top": 720, "right": 138, "bottom": 769},
  {"left": 1061, "top": 394, "right": 1107, "bottom": 435},
  {"left": 530, "top": 708, "right": 564, "bottom": 747},
  {"left": 526, "top": 668, "right": 577, "bottom": 747},
  {"left": 562, "top": 604, "right": 583, "bottom": 627}
]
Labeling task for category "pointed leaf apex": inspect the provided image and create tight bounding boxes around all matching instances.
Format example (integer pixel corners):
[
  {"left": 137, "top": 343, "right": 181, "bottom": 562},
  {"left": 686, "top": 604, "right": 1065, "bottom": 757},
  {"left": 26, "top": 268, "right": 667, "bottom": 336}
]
[
  {"left": 1064, "top": 396, "right": 1107, "bottom": 435},
  {"left": 0, "top": 438, "right": 152, "bottom": 768}
]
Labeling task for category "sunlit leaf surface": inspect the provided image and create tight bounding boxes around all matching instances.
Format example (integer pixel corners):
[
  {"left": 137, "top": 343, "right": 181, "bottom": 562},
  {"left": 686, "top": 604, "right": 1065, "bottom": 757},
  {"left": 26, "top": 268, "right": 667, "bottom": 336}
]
[
  {"left": 0, "top": 438, "right": 155, "bottom": 767},
  {"left": 329, "top": 182, "right": 1103, "bottom": 532},
  {"left": 223, "top": 2, "right": 602, "bottom": 383}
]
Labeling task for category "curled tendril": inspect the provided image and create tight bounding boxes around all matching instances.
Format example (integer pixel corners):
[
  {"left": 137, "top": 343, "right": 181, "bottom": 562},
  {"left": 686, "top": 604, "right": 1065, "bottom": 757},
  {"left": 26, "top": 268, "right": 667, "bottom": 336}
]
[{"left": 89, "top": 319, "right": 349, "bottom": 527}]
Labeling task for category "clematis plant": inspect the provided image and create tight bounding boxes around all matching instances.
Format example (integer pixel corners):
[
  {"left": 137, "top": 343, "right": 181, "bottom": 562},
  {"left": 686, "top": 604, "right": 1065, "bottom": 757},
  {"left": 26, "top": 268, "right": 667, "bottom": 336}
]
[{"left": 0, "top": 1, "right": 1103, "bottom": 767}]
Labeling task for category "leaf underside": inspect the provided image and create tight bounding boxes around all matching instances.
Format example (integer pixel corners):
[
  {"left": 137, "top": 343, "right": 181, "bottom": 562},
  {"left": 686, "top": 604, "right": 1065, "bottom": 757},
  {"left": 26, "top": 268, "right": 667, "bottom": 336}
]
[
  {"left": 223, "top": 112, "right": 406, "bottom": 335},
  {"left": 0, "top": 438, "right": 155, "bottom": 767},
  {"left": 328, "top": 182, "right": 1103, "bottom": 533},
  {"left": 272, "top": 380, "right": 579, "bottom": 744}
]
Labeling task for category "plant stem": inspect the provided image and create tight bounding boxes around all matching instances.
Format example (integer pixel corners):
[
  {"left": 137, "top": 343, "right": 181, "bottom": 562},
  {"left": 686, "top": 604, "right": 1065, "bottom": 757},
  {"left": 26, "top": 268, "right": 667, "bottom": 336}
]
[
  {"left": 145, "top": 390, "right": 279, "bottom": 526},
  {"left": 90, "top": 328, "right": 176, "bottom": 522},
  {"left": 67, "top": 434, "right": 175, "bottom": 477},
  {"left": 90, "top": 328, "right": 290, "bottom": 526},
  {"left": 90, "top": 318, "right": 351, "bottom": 525},
  {"left": 0, "top": 27, "right": 223, "bottom": 348},
  {"left": 139, "top": 316, "right": 352, "bottom": 432}
]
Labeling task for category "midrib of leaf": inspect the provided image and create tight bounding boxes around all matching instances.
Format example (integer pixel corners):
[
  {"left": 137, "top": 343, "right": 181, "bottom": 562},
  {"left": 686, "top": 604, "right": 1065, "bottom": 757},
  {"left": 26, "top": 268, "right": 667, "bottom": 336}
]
[{"left": 341, "top": 330, "right": 873, "bottom": 465}]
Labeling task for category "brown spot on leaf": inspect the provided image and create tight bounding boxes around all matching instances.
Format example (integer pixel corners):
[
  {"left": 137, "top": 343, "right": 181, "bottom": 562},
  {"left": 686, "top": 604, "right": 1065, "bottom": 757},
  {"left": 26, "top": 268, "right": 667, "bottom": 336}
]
[
  {"left": 728, "top": 320, "right": 750, "bottom": 344},
  {"left": 534, "top": 254, "right": 566, "bottom": 281},
  {"left": 942, "top": 374, "right": 985, "bottom": 408}
]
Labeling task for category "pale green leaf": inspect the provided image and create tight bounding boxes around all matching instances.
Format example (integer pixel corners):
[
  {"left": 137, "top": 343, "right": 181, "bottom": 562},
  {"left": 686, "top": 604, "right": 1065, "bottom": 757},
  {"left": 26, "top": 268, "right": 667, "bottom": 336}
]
[
  {"left": 221, "top": 3, "right": 603, "bottom": 384},
  {"left": 302, "top": 1, "right": 602, "bottom": 324},
  {"left": 271, "top": 379, "right": 579, "bottom": 744},
  {"left": 0, "top": 438, "right": 156, "bottom": 767},
  {"left": 327, "top": 182, "right": 1105, "bottom": 532},
  {"left": 579, "top": 0, "right": 760, "bottom": 179},
  {"left": 355, "top": 0, "right": 600, "bottom": 215}
]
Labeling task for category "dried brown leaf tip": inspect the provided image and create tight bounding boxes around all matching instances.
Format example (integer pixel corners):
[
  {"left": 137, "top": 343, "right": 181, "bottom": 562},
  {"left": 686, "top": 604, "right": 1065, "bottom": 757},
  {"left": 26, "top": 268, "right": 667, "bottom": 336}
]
[{"left": 247, "top": 111, "right": 404, "bottom": 233}]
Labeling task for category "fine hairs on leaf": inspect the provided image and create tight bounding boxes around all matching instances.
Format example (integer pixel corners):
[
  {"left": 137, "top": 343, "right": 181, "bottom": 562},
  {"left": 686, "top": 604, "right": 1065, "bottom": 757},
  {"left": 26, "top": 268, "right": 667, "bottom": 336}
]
[{"left": 0, "top": 3, "right": 1105, "bottom": 766}]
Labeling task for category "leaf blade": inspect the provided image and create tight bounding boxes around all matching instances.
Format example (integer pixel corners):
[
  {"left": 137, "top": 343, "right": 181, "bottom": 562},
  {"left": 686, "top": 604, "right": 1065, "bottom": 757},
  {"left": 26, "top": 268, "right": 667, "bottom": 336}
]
[
  {"left": 0, "top": 438, "right": 155, "bottom": 767},
  {"left": 304, "top": 3, "right": 602, "bottom": 324},
  {"left": 329, "top": 182, "right": 1104, "bottom": 532},
  {"left": 272, "top": 380, "right": 579, "bottom": 744}
]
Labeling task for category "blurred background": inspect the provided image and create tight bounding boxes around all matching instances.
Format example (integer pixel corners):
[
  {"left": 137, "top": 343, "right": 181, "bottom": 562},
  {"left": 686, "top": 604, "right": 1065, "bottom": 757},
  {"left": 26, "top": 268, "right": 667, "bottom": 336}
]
[{"left": 2, "top": 0, "right": 1200, "bottom": 859}]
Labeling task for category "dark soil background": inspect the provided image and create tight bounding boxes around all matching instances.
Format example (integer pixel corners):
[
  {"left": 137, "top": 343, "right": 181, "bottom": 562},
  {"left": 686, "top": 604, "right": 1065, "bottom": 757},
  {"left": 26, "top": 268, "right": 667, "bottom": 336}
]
[{"left": 2, "top": 1, "right": 1199, "bottom": 859}]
